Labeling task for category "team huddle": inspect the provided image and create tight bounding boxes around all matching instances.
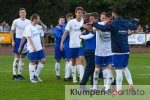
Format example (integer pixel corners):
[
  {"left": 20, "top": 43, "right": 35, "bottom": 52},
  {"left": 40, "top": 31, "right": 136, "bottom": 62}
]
[{"left": 10, "top": 7, "right": 139, "bottom": 94}]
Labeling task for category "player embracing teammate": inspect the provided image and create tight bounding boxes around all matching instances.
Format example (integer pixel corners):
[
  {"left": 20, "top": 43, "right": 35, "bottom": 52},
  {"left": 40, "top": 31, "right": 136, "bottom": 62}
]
[{"left": 91, "top": 8, "right": 139, "bottom": 94}]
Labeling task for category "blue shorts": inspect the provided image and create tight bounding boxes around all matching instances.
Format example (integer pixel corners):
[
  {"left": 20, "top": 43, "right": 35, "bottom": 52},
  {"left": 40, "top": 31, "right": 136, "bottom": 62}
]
[
  {"left": 95, "top": 55, "right": 113, "bottom": 67},
  {"left": 55, "top": 46, "right": 66, "bottom": 60},
  {"left": 64, "top": 48, "right": 71, "bottom": 60},
  {"left": 13, "top": 38, "right": 27, "bottom": 55},
  {"left": 28, "top": 49, "right": 45, "bottom": 61},
  {"left": 70, "top": 48, "right": 84, "bottom": 58},
  {"left": 112, "top": 54, "right": 129, "bottom": 68}
]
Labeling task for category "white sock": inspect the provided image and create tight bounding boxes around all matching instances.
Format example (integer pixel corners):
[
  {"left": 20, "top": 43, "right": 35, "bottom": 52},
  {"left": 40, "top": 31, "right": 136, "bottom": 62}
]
[
  {"left": 65, "top": 61, "right": 71, "bottom": 78},
  {"left": 77, "top": 65, "right": 80, "bottom": 75},
  {"left": 78, "top": 65, "right": 84, "bottom": 81},
  {"left": 71, "top": 65, "right": 76, "bottom": 80},
  {"left": 68, "top": 61, "right": 72, "bottom": 77},
  {"left": 65, "top": 61, "right": 69, "bottom": 78},
  {"left": 18, "top": 58, "right": 25, "bottom": 75},
  {"left": 93, "top": 68, "right": 100, "bottom": 89},
  {"left": 35, "top": 62, "right": 44, "bottom": 77},
  {"left": 123, "top": 67, "right": 133, "bottom": 85},
  {"left": 55, "top": 62, "right": 60, "bottom": 76},
  {"left": 102, "top": 69, "right": 108, "bottom": 88},
  {"left": 13, "top": 58, "right": 19, "bottom": 75},
  {"left": 116, "top": 69, "right": 123, "bottom": 91},
  {"left": 105, "top": 69, "right": 114, "bottom": 91},
  {"left": 29, "top": 64, "right": 36, "bottom": 80}
]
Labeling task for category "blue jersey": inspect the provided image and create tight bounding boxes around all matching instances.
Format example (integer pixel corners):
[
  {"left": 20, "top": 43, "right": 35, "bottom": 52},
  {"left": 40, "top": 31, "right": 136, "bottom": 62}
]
[
  {"left": 62, "top": 23, "right": 70, "bottom": 49},
  {"left": 83, "top": 31, "right": 96, "bottom": 51},
  {"left": 54, "top": 25, "right": 64, "bottom": 47},
  {"left": 92, "top": 17, "right": 138, "bottom": 53}
]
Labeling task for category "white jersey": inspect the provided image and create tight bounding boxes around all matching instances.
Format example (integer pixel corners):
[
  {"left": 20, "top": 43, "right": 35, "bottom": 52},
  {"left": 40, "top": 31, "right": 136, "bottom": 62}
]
[
  {"left": 65, "top": 18, "right": 84, "bottom": 48},
  {"left": 95, "top": 22, "right": 112, "bottom": 56},
  {"left": 23, "top": 24, "right": 44, "bottom": 52},
  {"left": 11, "top": 18, "right": 31, "bottom": 38}
]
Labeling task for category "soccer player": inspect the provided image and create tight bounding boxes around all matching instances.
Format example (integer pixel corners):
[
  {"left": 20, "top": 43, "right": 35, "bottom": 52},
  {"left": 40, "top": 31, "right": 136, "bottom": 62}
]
[
  {"left": 60, "top": 7, "right": 85, "bottom": 83},
  {"left": 23, "top": 14, "right": 46, "bottom": 83},
  {"left": 10, "top": 8, "right": 31, "bottom": 80},
  {"left": 18, "top": 19, "right": 47, "bottom": 53},
  {"left": 62, "top": 13, "right": 74, "bottom": 81},
  {"left": 99, "top": 12, "right": 106, "bottom": 22},
  {"left": 91, "top": 8, "right": 139, "bottom": 93},
  {"left": 98, "top": 12, "right": 107, "bottom": 80},
  {"left": 54, "top": 17, "right": 66, "bottom": 80},
  {"left": 88, "top": 12, "right": 113, "bottom": 90}
]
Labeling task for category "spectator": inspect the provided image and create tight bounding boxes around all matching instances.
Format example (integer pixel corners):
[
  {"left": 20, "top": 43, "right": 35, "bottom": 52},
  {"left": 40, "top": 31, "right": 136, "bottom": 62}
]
[
  {"left": 4, "top": 23, "right": 11, "bottom": 31},
  {"left": 1, "top": 21, "right": 10, "bottom": 31},
  {"left": 135, "top": 24, "right": 143, "bottom": 33},
  {"left": 49, "top": 24, "right": 55, "bottom": 44},
  {"left": 143, "top": 24, "right": 150, "bottom": 34},
  {"left": 0, "top": 23, "right": 3, "bottom": 32}
]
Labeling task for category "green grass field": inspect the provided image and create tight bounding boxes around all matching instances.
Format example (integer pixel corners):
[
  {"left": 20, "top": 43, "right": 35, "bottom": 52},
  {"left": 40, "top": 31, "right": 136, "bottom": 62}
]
[{"left": 0, "top": 53, "right": 150, "bottom": 100}]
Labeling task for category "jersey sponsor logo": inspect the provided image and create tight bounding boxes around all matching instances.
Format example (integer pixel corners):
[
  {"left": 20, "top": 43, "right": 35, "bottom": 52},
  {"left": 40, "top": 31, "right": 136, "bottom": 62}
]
[{"left": 118, "top": 30, "right": 128, "bottom": 34}]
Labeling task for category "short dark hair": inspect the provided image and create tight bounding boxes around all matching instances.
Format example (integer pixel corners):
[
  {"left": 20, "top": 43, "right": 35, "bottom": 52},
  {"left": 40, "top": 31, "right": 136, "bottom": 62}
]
[
  {"left": 75, "top": 7, "right": 84, "bottom": 13},
  {"left": 105, "top": 11, "right": 112, "bottom": 18},
  {"left": 58, "top": 16, "right": 65, "bottom": 21},
  {"left": 112, "top": 7, "right": 123, "bottom": 16},
  {"left": 59, "top": 16, "right": 65, "bottom": 19},
  {"left": 19, "top": 8, "right": 26, "bottom": 12},
  {"left": 30, "top": 14, "right": 40, "bottom": 21},
  {"left": 90, "top": 12, "right": 99, "bottom": 20},
  {"left": 66, "top": 13, "right": 73, "bottom": 19}
]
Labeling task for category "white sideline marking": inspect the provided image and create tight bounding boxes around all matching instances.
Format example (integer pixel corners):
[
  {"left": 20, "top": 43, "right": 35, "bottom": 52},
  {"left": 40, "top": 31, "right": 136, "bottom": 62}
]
[
  {"left": 135, "top": 73, "right": 150, "bottom": 76},
  {"left": 129, "top": 66, "right": 150, "bottom": 69},
  {"left": 0, "top": 69, "right": 65, "bottom": 72},
  {"left": 144, "top": 66, "right": 150, "bottom": 68}
]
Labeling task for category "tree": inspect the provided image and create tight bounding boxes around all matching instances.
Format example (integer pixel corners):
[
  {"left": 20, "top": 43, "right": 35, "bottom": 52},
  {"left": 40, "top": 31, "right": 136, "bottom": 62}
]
[{"left": 0, "top": 0, "right": 149, "bottom": 26}]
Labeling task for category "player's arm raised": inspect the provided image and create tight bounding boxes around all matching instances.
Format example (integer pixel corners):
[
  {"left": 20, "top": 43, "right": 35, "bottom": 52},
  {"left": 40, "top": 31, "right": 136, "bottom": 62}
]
[
  {"left": 91, "top": 22, "right": 111, "bottom": 31},
  {"left": 128, "top": 18, "right": 139, "bottom": 30},
  {"left": 40, "top": 29, "right": 45, "bottom": 51},
  {"left": 39, "top": 20, "right": 47, "bottom": 30}
]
